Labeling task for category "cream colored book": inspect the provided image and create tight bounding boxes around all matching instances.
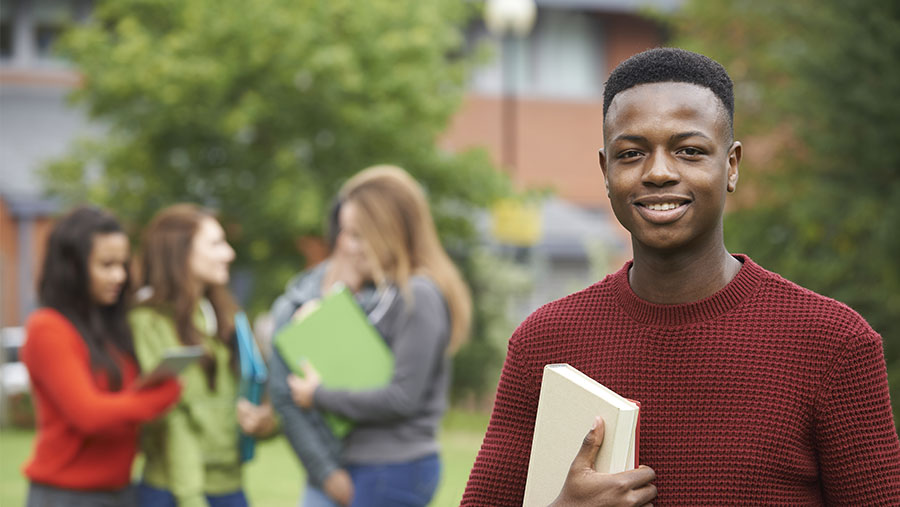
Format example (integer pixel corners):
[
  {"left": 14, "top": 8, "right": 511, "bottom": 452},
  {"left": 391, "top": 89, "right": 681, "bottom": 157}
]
[{"left": 523, "top": 363, "right": 641, "bottom": 507}]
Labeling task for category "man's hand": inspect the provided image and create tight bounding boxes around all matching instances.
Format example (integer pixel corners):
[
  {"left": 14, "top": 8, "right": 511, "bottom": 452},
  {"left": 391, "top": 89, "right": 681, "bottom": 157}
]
[
  {"left": 551, "top": 417, "right": 657, "bottom": 507},
  {"left": 322, "top": 468, "right": 354, "bottom": 507}
]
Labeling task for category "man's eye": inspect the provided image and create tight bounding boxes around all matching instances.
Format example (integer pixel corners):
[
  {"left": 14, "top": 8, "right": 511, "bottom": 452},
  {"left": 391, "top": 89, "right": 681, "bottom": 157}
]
[
  {"left": 679, "top": 147, "right": 703, "bottom": 156},
  {"left": 618, "top": 150, "right": 642, "bottom": 159}
]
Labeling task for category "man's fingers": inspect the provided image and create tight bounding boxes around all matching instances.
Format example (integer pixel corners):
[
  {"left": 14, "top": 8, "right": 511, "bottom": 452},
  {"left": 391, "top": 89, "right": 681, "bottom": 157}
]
[
  {"left": 621, "top": 466, "right": 657, "bottom": 505},
  {"left": 629, "top": 481, "right": 657, "bottom": 506},
  {"left": 570, "top": 417, "right": 605, "bottom": 471},
  {"left": 634, "top": 465, "right": 656, "bottom": 482},
  {"left": 637, "top": 484, "right": 658, "bottom": 505}
]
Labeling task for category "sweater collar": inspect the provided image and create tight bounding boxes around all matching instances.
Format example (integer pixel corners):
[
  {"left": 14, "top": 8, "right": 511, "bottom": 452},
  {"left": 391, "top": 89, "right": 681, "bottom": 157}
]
[{"left": 612, "top": 254, "right": 764, "bottom": 326}]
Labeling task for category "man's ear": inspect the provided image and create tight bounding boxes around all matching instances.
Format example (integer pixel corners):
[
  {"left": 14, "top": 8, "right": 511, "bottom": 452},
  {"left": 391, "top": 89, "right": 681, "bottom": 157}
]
[
  {"left": 598, "top": 148, "right": 610, "bottom": 196},
  {"left": 726, "top": 141, "right": 741, "bottom": 193}
]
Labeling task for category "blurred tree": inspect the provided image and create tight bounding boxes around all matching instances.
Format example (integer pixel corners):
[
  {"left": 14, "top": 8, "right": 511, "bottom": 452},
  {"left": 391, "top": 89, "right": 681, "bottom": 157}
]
[
  {"left": 43, "top": 0, "right": 515, "bottom": 401},
  {"left": 453, "top": 247, "right": 533, "bottom": 408},
  {"left": 43, "top": 0, "right": 509, "bottom": 308},
  {"left": 669, "top": 0, "right": 900, "bottom": 422}
]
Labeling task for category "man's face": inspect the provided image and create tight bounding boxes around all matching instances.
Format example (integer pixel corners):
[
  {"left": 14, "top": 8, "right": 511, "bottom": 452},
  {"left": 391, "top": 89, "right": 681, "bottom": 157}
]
[{"left": 599, "top": 82, "right": 741, "bottom": 254}]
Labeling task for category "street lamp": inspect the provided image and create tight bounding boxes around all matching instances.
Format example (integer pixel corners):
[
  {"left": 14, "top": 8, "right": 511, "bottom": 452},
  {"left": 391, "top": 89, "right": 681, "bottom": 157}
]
[
  {"left": 485, "top": 0, "right": 540, "bottom": 258},
  {"left": 484, "top": 0, "right": 537, "bottom": 175},
  {"left": 485, "top": 0, "right": 537, "bottom": 37}
]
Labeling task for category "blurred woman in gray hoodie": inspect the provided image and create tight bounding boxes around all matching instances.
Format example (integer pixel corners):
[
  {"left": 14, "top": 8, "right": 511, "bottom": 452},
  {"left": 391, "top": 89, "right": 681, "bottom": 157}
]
[{"left": 268, "top": 165, "right": 471, "bottom": 507}]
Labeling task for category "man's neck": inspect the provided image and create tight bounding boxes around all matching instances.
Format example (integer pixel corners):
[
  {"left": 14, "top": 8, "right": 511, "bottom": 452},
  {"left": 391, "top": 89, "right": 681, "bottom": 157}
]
[{"left": 628, "top": 245, "right": 741, "bottom": 305}]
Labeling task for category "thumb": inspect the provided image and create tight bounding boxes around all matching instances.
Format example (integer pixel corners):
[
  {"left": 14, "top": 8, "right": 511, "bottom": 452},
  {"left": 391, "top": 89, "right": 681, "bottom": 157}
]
[
  {"left": 300, "top": 359, "right": 320, "bottom": 380},
  {"left": 570, "top": 417, "right": 605, "bottom": 472}
]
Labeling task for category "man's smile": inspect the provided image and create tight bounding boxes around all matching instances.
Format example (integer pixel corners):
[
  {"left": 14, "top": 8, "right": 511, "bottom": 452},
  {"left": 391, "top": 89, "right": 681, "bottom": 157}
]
[
  {"left": 646, "top": 202, "right": 680, "bottom": 211},
  {"left": 633, "top": 195, "right": 692, "bottom": 224}
]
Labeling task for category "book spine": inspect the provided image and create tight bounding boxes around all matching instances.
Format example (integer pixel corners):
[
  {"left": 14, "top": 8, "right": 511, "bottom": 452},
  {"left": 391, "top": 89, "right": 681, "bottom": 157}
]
[{"left": 630, "top": 400, "right": 641, "bottom": 469}]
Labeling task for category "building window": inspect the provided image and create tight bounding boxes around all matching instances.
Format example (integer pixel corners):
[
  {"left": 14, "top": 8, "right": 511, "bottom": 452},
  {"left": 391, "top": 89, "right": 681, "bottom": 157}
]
[
  {"left": 33, "top": 0, "right": 79, "bottom": 63},
  {"left": 0, "top": 22, "right": 12, "bottom": 60},
  {"left": 468, "top": 8, "right": 605, "bottom": 101},
  {"left": 0, "top": 0, "right": 92, "bottom": 66},
  {"left": 0, "top": 0, "right": 13, "bottom": 59}
]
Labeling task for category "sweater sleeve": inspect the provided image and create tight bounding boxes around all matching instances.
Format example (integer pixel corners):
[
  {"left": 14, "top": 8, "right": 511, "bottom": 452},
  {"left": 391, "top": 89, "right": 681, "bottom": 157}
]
[
  {"left": 130, "top": 309, "right": 207, "bottom": 507},
  {"left": 268, "top": 349, "right": 342, "bottom": 487},
  {"left": 814, "top": 330, "right": 900, "bottom": 504},
  {"left": 313, "top": 279, "right": 449, "bottom": 423},
  {"left": 461, "top": 331, "right": 539, "bottom": 506},
  {"left": 21, "top": 310, "right": 181, "bottom": 436}
]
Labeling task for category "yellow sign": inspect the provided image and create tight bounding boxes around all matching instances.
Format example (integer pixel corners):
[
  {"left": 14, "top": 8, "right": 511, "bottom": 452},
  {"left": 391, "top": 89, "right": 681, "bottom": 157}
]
[{"left": 491, "top": 198, "right": 542, "bottom": 247}]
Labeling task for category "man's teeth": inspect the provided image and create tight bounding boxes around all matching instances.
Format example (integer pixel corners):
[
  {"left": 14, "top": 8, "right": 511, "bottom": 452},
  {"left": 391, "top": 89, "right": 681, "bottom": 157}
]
[{"left": 646, "top": 203, "right": 681, "bottom": 211}]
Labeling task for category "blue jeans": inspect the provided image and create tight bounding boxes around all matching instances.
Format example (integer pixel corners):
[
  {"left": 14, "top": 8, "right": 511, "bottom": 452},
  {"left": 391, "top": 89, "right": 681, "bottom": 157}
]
[
  {"left": 136, "top": 482, "right": 248, "bottom": 507},
  {"left": 302, "top": 454, "right": 441, "bottom": 507},
  {"left": 301, "top": 486, "right": 339, "bottom": 507}
]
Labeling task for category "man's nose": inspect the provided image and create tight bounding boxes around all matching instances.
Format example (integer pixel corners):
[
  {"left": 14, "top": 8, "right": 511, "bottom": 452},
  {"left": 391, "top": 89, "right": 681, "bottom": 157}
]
[{"left": 642, "top": 150, "right": 679, "bottom": 187}]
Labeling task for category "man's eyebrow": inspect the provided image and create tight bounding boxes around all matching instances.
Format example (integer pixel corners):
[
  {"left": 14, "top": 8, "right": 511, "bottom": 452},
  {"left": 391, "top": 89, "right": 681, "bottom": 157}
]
[
  {"left": 612, "top": 134, "right": 648, "bottom": 143},
  {"left": 671, "top": 131, "right": 712, "bottom": 142},
  {"left": 611, "top": 131, "right": 714, "bottom": 144}
]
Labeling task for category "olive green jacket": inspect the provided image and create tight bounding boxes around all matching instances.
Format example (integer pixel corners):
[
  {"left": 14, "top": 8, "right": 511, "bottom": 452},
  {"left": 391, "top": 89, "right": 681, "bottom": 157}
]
[{"left": 130, "top": 304, "right": 242, "bottom": 507}]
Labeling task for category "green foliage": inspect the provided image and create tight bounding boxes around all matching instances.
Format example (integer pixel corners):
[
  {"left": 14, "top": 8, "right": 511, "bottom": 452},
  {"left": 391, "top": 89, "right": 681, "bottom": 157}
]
[
  {"left": 453, "top": 248, "right": 533, "bottom": 407},
  {"left": 42, "top": 0, "right": 512, "bottom": 319},
  {"left": 43, "top": 0, "right": 518, "bottom": 401},
  {"left": 670, "top": 0, "right": 900, "bottom": 423}
]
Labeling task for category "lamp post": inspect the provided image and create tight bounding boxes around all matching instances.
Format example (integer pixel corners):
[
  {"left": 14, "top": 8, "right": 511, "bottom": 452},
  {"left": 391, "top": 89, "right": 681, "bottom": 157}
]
[
  {"left": 484, "top": 0, "right": 537, "bottom": 176},
  {"left": 485, "top": 0, "right": 540, "bottom": 259}
]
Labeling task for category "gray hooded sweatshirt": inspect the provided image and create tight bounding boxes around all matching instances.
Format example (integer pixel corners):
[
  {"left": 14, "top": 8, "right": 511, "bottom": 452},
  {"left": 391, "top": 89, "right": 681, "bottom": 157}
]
[{"left": 267, "top": 262, "right": 450, "bottom": 487}]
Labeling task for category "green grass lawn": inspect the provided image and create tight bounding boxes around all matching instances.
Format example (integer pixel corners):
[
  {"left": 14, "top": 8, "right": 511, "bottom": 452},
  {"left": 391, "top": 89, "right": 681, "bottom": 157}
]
[{"left": 0, "top": 409, "right": 488, "bottom": 507}]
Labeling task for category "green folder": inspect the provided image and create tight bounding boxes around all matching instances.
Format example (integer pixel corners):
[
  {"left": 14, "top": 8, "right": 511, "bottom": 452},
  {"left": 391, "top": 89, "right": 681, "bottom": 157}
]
[{"left": 273, "top": 286, "right": 393, "bottom": 438}]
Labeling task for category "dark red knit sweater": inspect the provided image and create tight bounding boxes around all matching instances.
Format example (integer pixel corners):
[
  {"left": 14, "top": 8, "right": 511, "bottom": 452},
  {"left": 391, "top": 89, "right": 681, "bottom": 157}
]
[{"left": 462, "top": 255, "right": 900, "bottom": 505}]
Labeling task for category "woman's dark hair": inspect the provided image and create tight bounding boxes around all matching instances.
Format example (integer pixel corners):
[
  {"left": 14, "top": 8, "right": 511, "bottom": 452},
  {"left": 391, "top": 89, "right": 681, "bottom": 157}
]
[{"left": 38, "top": 205, "right": 134, "bottom": 391}]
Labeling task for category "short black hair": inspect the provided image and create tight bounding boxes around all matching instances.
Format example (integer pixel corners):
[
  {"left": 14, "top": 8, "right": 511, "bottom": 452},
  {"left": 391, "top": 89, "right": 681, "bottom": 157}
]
[{"left": 603, "top": 48, "right": 734, "bottom": 132}]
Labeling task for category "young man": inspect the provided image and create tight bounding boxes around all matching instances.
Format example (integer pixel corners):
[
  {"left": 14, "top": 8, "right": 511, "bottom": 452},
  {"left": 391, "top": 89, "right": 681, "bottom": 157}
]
[{"left": 461, "top": 48, "right": 900, "bottom": 505}]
